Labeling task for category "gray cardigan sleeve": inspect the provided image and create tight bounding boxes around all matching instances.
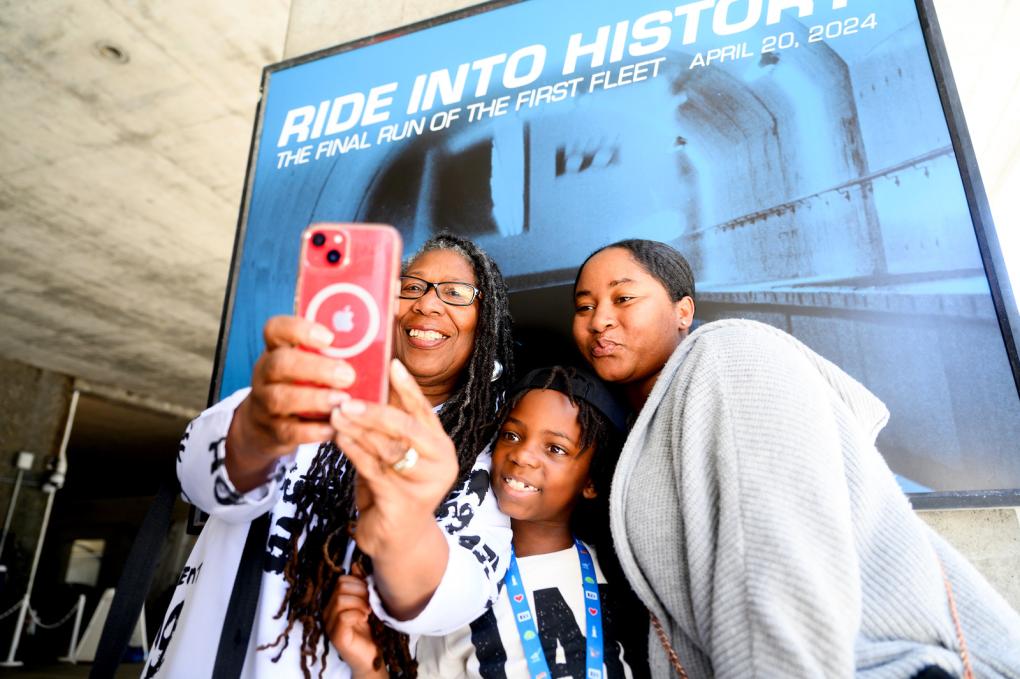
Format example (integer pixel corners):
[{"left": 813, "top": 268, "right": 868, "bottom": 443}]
[
  {"left": 615, "top": 320, "right": 1020, "bottom": 678},
  {"left": 640, "top": 326, "right": 863, "bottom": 677}
]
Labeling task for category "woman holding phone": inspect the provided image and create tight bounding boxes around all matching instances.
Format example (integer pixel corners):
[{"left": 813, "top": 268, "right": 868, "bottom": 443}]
[
  {"left": 146, "top": 234, "right": 515, "bottom": 679},
  {"left": 570, "top": 239, "right": 1020, "bottom": 678}
]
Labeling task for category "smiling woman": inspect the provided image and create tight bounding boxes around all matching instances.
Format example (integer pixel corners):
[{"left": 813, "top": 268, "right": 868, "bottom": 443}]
[
  {"left": 148, "top": 234, "right": 517, "bottom": 679},
  {"left": 397, "top": 248, "right": 481, "bottom": 405}
]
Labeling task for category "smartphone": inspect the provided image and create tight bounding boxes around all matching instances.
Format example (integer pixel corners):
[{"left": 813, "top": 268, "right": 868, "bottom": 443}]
[{"left": 294, "top": 223, "right": 402, "bottom": 405}]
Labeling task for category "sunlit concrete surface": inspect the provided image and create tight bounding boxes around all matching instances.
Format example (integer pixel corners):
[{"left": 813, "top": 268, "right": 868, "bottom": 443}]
[
  {"left": 935, "top": 0, "right": 1020, "bottom": 287},
  {"left": 917, "top": 508, "right": 1020, "bottom": 611}
]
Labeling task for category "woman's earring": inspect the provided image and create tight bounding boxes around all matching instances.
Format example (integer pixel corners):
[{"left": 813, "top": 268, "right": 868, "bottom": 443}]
[{"left": 491, "top": 359, "right": 503, "bottom": 382}]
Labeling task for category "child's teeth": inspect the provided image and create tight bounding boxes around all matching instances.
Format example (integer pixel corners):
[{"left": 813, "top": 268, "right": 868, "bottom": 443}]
[{"left": 506, "top": 477, "right": 536, "bottom": 491}]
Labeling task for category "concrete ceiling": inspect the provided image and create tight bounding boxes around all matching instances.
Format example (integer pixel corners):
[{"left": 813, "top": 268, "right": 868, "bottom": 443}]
[
  {"left": 0, "top": 0, "right": 289, "bottom": 411},
  {"left": 0, "top": 0, "right": 1017, "bottom": 416}
]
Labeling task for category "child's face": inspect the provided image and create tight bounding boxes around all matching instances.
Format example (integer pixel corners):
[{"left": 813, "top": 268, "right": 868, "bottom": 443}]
[{"left": 491, "top": 389, "right": 596, "bottom": 525}]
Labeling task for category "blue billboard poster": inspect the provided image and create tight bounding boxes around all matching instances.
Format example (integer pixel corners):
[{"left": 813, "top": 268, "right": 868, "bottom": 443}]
[{"left": 215, "top": 0, "right": 1020, "bottom": 499}]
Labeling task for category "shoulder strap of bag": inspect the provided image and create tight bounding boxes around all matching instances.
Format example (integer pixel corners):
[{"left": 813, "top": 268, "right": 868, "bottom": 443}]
[
  {"left": 90, "top": 478, "right": 179, "bottom": 679},
  {"left": 650, "top": 612, "right": 690, "bottom": 679},
  {"left": 212, "top": 511, "right": 271, "bottom": 678},
  {"left": 937, "top": 557, "right": 975, "bottom": 679}
]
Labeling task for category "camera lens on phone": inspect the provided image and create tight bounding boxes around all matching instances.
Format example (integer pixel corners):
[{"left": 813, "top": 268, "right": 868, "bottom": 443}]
[
  {"left": 312, "top": 232, "right": 326, "bottom": 247},
  {"left": 327, "top": 249, "right": 341, "bottom": 264}
]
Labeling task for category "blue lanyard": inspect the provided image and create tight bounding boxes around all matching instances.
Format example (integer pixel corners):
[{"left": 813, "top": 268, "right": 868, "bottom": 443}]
[{"left": 505, "top": 538, "right": 605, "bottom": 679}]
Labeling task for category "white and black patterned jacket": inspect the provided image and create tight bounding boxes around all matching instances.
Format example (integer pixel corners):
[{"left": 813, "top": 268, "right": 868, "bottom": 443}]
[{"left": 144, "top": 388, "right": 512, "bottom": 679}]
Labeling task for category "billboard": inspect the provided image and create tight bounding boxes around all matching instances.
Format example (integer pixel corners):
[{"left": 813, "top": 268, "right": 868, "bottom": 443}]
[{"left": 213, "top": 0, "right": 1020, "bottom": 502}]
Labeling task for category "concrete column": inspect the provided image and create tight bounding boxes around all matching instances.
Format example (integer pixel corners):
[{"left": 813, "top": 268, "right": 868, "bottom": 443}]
[
  {"left": 283, "top": 0, "right": 478, "bottom": 59},
  {"left": 0, "top": 357, "right": 74, "bottom": 633},
  {"left": 917, "top": 508, "right": 1020, "bottom": 610}
]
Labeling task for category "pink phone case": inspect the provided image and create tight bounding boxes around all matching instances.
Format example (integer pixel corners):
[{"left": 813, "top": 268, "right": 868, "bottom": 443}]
[{"left": 294, "top": 223, "right": 402, "bottom": 404}]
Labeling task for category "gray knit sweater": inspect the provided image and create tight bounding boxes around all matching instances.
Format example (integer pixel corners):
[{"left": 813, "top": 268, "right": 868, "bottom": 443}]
[{"left": 610, "top": 319, "right": 1020, "bottom": 678}]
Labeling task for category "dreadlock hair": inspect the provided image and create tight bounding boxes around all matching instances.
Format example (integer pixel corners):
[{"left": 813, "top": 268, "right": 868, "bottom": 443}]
[
  {"left": 413, "top": 233, "right": 516, "bottom": 480},
  {"left": 262, "top": 233, "right": 515, "bottom": 678},
  {"left": 576, "top": 238, "right": 696, "bottom": 304}
]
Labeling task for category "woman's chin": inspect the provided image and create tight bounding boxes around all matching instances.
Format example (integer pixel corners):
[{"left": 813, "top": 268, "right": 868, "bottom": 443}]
[
  {"left": 400, "top": 358, "right": 466, "bottom": 397},
  {"left": 588, "top": 358, "right": 630, "bottom": 385},
  {"left": 396, "top": 346, "right": 449, "bottom": 377}
]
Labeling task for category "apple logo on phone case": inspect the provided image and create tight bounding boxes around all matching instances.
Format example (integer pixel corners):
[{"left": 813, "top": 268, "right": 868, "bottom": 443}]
[
  {"left": 305, "top": 283, "right": 380, "bottom": 359},
  {"left": 333, "top": 306, "right": 355, "bottom": 333}
]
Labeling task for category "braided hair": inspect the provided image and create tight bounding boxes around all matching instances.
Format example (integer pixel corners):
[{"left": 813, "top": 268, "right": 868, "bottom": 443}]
[
  {"left": 262, "top": 233, "right": 515, "bottom": 678},
  {"left": 415, "top": 234, "right": 516, "bottom": 478},
  {"left": 576, "top": 238, "right": 696, "bottom": 303}
]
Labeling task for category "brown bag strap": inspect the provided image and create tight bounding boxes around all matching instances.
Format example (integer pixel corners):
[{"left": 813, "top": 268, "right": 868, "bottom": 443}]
[
  {"left": 938, "top": 558, "right": 975, "bottom": 679},
  {"left": 650, "top": 612, "right": 690, "bottom": 679}
]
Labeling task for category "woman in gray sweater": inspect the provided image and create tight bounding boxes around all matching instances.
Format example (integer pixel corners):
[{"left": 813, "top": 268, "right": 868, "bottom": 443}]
[{"left": 571, "top": 239, "right": 1020, "bottom": 678}]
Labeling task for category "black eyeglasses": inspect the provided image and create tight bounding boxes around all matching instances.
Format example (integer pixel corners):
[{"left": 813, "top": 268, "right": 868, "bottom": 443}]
[{"left": 399, "top": 276, "right": 480, "bottom": 306}]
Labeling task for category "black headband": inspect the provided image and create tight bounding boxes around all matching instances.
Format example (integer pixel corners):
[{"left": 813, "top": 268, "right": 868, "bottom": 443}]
[{"left": 509, "top": 367, "right": 629, "bottom": 433}]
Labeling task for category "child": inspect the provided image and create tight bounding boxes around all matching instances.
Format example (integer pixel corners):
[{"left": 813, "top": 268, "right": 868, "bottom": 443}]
[{"left": 325, "top": 366, "right": 647, "bottom": 678}]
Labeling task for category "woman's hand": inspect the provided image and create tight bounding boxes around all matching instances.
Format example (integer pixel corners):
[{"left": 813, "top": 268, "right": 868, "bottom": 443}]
[
  {"left": 331, "top": 359, "right": 459, "bottom": 553},
  {"left": 226, "top": 315, "right": 356, "bottom": 492},
  {"left": 330, "top": 359, "right": 458, "bottom": 619},
  {"left": 325, "top": 566, "right": 387, "bottom": 679}
]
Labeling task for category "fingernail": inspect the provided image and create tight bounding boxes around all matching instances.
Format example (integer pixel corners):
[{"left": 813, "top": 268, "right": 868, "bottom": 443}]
[
  {"left": 392, "top": 359, "right": 410, "bottom": 382},
  {"left": 310, "top": 324, "right": 334, "bottom": 346},
  {"left": 341, "top": 399, "right": 366, "bottom": 416},
  {"left": 334, "top": 363, "right": 355, "bottom": 385},
  {"left": 327, "top": 391, "right": 349, "bottom": 406}
]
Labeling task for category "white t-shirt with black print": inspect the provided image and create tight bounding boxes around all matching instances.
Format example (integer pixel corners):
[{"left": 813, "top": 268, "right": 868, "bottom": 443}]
[
  {"left": 415, "top": 542, "right": 635, "bottom": 679},
  {"left": 143, "top": 388, "right": 512, "bottom": 679}
]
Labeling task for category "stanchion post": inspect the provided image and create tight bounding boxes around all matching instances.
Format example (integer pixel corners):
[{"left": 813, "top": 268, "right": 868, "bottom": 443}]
[
  {"left": 0, "top": 487, "right": 56, "bottom": 667},
  {"left": 58, "top": 594, "right": 86, "bottom": 664},
  {"left": 0, "top": 389, "right": 78, "bottom": 667}
]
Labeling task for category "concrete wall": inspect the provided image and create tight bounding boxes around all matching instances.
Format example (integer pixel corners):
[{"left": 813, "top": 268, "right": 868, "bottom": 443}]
[
  {"left": 917, "top": 508, "right": 1020, "bottom": 610},
  {"left": 0, "top": 356, "right": 73, "bottom": 637},
  {"left": 282, "top": 0, "right": 1020, "bottom": 615},
  {"left": 0, "top": 358, "right": 196, "bottom": 656}
]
